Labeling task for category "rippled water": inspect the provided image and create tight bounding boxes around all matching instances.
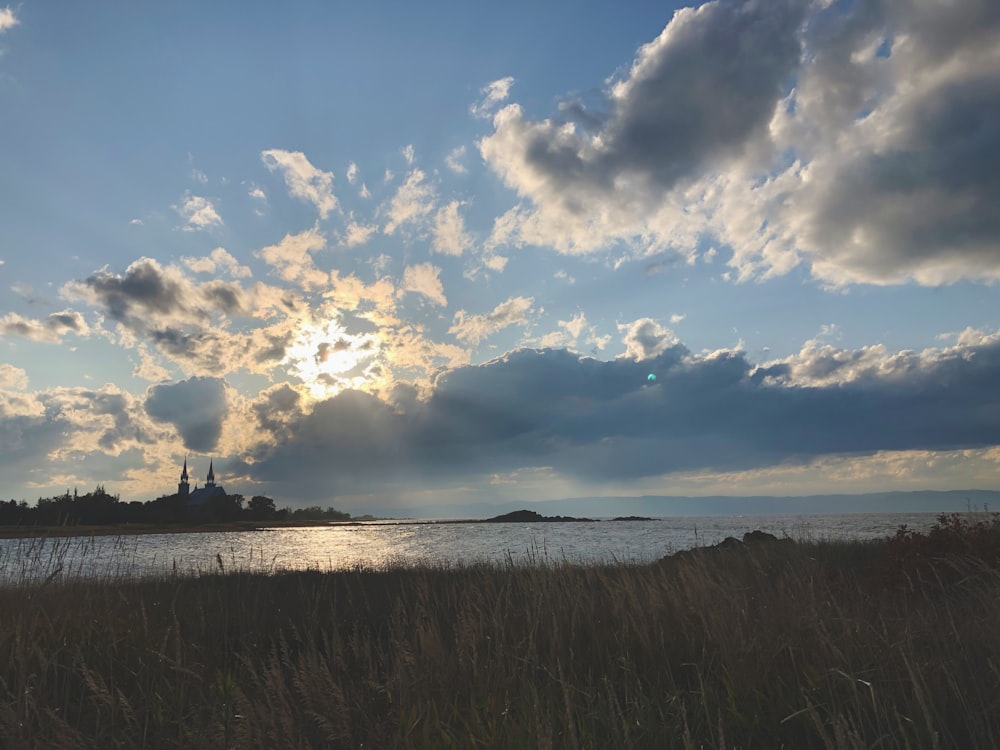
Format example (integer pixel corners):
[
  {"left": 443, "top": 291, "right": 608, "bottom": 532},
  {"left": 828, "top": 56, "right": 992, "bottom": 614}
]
[{"left": 0, "top": 513, "right": 944, "bottom": 583}]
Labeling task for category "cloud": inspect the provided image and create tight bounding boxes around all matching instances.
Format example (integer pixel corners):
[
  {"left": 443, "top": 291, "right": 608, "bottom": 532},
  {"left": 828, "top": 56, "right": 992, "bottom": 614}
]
[
  {"left": 471, "top": 76, "right": 514, "bottom": 119},
  {"left": 325, "top": 271, "right": 398, "bottom": 323},
  {"left": 174, "top": 193, "right": 223, "bottom": 231},
  {"left": 60, "top": 258, "right": 269, "bottom": 377},
  {"left": 432, "top": 200, "right": 472, "bottom": 256},
  {"left": 343, "top": 220, "right": 377, "bottom": 247},
  {"left": 401, "top": 144, "right": 415, "bottom": 165},
  {"left": 761, "top": 1, "right": 1000, "bottom": 285},
  {"left": 261, "top": 149, "right": 339, "bottom": 219},
  {"left": 445, "top": 145, "right": 467, "bottom": 174},
  {"left": 0, "top": 385, "right": 158, "bottom": 485},
  {"left": 478, "top": 0, "right": 805, "bottom": 256},
  {"left": 256, "top": 228, "right": 329, "bottom": 290},
  {"left": 0, "top": 7, "right": 18, "bottom": 34},
  {"left": 402, "top": 262, "right": 447, "bottom": 306},
  {"left": 248, "top": 185, "right": 267, "bottom": 201},
  {"left": 0, "top": 310, "right": 90, "bottom": 343},
  {"left": 251, "top": 382, "right": 305, "bottom": 441},
  {"left": 477, "top": 0, "right": 1000, "bottom": 286},
  {"left": 482, "top": 254, "right": 508, "bottom": 273},
  {"left": 145, "top": 376, "right": 229, "bottom": 453},
  {"left": 383, "top": 169, "right": 436, "bottom": 235},
  {"left": 449, "top": 296, "right": 533, "bottom": 345},
  {"left": 63, "top": 257, "right": 246, "bottom": 332},
  {"left": 132, "top": 344, "right": 172, "bottom": 383},
  {"left": 619, "top": 318, "right": 676, "bottom": 361},
  {"left": 346, "top": 162, "right": 360, "bottom": 184},
  {"left": 0, "top": 363, "right": 28, "bottom": 391},
  {"left": 535, "top": 312, "right": 611, "bottom": 351},
  {"left": 182, "top": 247, "right": 252, "bottom": 279}
]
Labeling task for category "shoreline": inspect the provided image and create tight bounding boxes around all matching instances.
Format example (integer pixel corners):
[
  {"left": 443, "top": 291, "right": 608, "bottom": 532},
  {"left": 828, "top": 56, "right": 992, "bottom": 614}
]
[
  {"left": 0, "top": 509, "right": 659, "bottom": 539},
  {"left": 0, "top": 519, "right": 361, "bottom": 539}
]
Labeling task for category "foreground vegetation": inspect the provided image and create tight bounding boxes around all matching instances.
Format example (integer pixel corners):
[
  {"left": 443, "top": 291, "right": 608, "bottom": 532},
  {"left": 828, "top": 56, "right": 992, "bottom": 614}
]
[{"left": 1, "top": 515, "right": 999, "bottom": 748}]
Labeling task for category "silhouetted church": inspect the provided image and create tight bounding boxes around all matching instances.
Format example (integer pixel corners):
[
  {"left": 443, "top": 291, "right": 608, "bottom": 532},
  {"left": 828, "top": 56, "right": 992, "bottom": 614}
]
[{"left": 178, "top": 457, "right": 227, "bottom": 506}]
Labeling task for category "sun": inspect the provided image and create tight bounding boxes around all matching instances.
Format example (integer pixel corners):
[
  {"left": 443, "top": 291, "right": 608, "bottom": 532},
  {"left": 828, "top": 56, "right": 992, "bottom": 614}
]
[{"left": 284, "top": 319, "right": 384, "bottom": 399}]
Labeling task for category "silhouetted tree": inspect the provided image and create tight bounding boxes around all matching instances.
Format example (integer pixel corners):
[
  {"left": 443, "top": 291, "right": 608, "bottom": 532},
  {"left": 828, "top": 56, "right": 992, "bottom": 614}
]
[{"left": 248, "top": 495, "right": 276, "bottom": 520}]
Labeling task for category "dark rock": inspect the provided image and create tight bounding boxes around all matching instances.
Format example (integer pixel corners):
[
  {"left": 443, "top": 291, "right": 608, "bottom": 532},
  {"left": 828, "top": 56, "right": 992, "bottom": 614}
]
[{"left": 742, "top": 530, "right": 794, "bottom": 545}]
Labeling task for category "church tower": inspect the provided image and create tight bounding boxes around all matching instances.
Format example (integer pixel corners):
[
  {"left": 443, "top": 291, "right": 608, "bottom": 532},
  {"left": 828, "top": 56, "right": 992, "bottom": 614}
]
[
  {"left": 178, "top": 457, "right": 190, "bottom": 498},
  {"left": 206, "top": 459, "right": 216, "bottom": 488}
]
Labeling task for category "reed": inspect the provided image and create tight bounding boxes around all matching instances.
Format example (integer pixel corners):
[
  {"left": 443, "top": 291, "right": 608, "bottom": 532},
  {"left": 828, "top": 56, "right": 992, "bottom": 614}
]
[{"left": 0, "top": 515, "right": 998, "bottom": 748}]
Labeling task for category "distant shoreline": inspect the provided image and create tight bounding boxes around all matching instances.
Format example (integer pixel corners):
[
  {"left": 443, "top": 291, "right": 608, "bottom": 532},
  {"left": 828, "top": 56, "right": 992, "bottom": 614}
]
[
  {"left": 0, "top": 520, "right": 361, "bottom": 539},
  {"left": 0, "top": 510, "right": 656, "bottom": 539}
]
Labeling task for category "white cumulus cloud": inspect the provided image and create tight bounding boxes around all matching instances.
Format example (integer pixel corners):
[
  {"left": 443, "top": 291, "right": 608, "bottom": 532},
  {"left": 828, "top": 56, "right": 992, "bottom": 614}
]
[
  {"left": 471, "top": 76, "right": 514, "bottom": 119},
  {"left": 402, "top": 262, "right": 447, "bottom": 307},
  {"left": 383, "top": 169, "right": 436, "bottom": 235},
  {"left": 445, "top": 145, "right": 468, "bottom": 174},
  {"left": 432, "top": 201, "right": 472, "bottom": 256},
  {"left": 261, "top": 149, "right": 339, "bottom": 219},
  {"left": 175, "top": 193, "right": 223, "bottom": 231},
  {"left": 0, "top": 7, "right": 18, "bottom": 34},
  {"left": 619, "top": 318, "right": 676, "bottom": 362},
  {"left": 449, "top": 296, "right": 534, "bottom": 345}
]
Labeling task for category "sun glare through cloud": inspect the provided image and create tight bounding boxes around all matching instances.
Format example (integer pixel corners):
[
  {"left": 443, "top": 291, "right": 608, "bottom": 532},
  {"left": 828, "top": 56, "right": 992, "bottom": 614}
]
[{"left": 284, "top": 319, "right": 384, "bottom": 400}]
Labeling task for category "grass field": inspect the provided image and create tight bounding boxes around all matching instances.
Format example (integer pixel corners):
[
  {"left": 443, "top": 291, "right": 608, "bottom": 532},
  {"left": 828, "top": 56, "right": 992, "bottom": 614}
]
[{"left": 1, "top": 514, "right": 998, "bottom": 748}]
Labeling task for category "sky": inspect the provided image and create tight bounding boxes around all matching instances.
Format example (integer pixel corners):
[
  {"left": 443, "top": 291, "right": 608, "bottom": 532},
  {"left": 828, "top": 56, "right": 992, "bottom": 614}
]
[{"left": 1, "top": 0, "right": 999, "bottom": 514}]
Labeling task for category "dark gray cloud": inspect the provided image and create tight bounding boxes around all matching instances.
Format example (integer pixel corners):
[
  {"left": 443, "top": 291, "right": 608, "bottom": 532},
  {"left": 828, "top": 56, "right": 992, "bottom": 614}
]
[
  {"left": 64, "top": 257, "right": 247, "bottom": 331},
  {"left": 145, "top": 376, "right": 229, "bottom": 453},
  {"left": 480, "top": 0, "right": 808, "bottom": 255},
  {"left": 482, "top": 0, "right": 1000, "bottom": 284},
  {"left": 241, "top": 334, "right": 1000, "bottom": 497},
  {"left": 76, "top": 259, "right": 188, "bottom": 324},
  {"left": 722, "top": 0, "right": 1000, "bottom": 284},
  {"left": 60, "top": 258, "right": 284, "bottom": 376},
  {"left": 252, "top": 383, "right": 303, "bottom": 436},
  {"left": 799, "top": 73, "right": 1000, "bottom": 282},
  {"left": 596, "top": 0, "right": 806, "bottom": 187}
]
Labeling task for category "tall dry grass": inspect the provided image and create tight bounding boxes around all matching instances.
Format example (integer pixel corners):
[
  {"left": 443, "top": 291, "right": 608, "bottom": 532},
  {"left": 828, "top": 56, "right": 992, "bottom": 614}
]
[{"left": 1, "top": 518, "right": 998, "bottom": 748}]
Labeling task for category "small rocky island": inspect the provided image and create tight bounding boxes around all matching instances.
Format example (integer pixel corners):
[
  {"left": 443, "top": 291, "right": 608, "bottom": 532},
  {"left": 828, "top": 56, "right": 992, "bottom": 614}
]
[
  {"left": 486, "top": 509, "right": 596, "bottom": 523},
  {"left": 611, "top": 515, "right": 654, "bottom": 521},
  {"left": 482, "top": 510, "right": 656, "bottom": 523}
]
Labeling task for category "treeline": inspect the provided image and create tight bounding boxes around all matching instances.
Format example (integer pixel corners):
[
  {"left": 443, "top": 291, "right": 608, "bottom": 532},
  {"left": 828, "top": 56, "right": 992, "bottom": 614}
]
[{"left": 0, "top": 486, "right": 353, "bottom": 527}]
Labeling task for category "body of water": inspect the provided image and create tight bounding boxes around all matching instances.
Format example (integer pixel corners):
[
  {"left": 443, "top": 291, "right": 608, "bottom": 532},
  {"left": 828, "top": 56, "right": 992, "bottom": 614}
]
[{"left": 0, "top": 513, "right": 946, "bottom": 583}]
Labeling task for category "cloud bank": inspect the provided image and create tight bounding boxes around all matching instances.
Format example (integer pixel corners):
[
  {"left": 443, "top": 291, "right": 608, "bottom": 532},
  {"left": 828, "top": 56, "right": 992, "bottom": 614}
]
[{"left": 238, "top": 330, "right": 1000, "bottom": 498}]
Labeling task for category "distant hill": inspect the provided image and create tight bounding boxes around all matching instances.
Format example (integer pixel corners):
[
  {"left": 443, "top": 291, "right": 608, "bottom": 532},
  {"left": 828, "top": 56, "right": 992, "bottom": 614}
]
[{"left": 361, "top": 489, "right": 1000, "bottom": 520}]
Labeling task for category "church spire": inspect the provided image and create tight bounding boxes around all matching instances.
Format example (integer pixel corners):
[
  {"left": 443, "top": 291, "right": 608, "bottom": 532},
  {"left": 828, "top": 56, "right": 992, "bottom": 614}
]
[
  {"left": 206, "top": 459, "right": 215, "bottom": 487},
  {"left": 178, "top": 456, "right": 190, "bottom": 498}
]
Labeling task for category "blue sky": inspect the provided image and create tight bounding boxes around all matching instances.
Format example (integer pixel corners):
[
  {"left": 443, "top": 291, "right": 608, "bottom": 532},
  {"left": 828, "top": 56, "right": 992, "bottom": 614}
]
[{"left": 1, "top": 0, "right": 999, "bottom": 513}]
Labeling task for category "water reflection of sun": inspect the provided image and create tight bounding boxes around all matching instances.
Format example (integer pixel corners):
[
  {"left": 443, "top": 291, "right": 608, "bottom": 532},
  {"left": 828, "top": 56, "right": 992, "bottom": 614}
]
[{"left": 284, "top": 319, "right": 383, "bottom": 399}]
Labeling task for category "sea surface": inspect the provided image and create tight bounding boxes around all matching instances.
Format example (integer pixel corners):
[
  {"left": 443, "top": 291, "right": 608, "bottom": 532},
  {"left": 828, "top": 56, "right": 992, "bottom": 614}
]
[{"left": 0, "top": 513, "right": 947, "bottom": 583}]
